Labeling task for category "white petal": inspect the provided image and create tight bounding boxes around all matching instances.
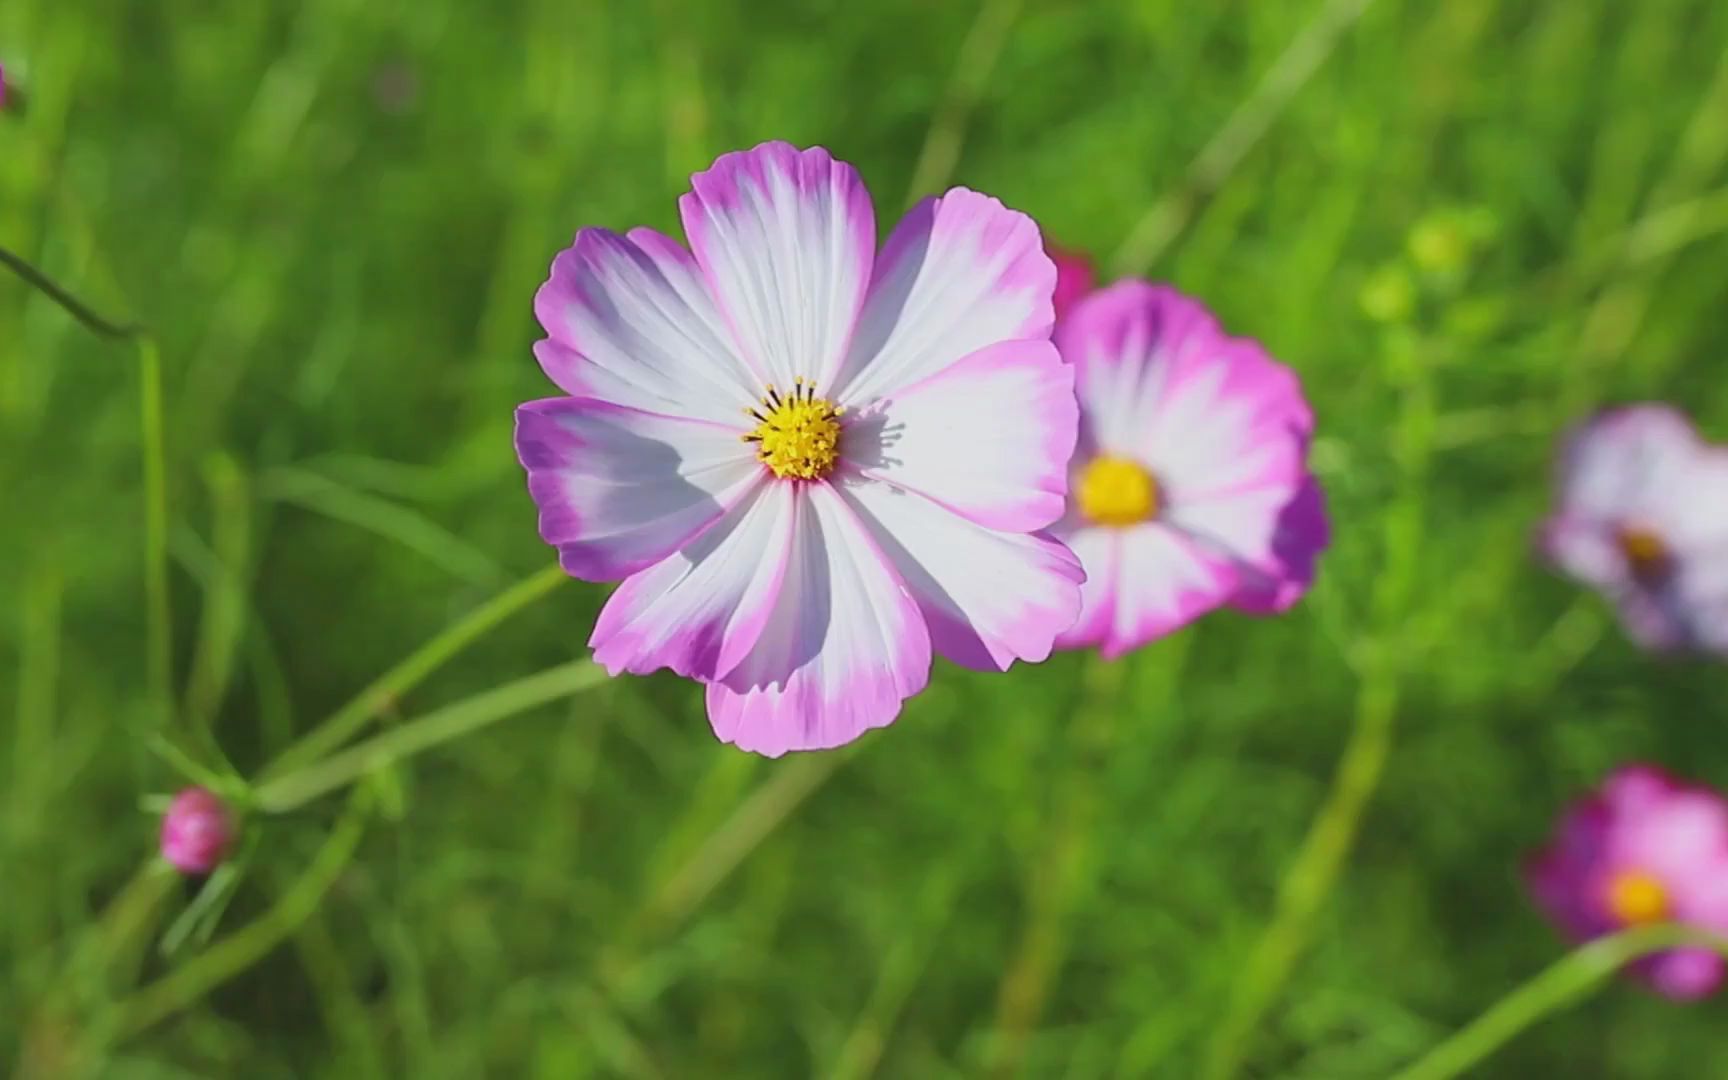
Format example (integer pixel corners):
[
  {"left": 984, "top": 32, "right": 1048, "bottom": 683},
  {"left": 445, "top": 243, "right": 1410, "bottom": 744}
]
[
  {"left": 836, "top": 188, "right": 1054, "bottom": 403},
  {"left": 678, "top": 142, "right": 876, "bottom": 391}
]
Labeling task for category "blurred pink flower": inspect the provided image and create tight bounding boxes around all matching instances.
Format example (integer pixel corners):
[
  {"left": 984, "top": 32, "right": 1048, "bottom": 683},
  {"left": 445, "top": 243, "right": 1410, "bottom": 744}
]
[
  {"left": 1047, "top": 244, "right": 1096, "bottom": 320},
  {"left": 1050, "top": 281, "right": 1327, "bottom": 658},
  {"left": 160, "top": 787, "right": 234, "bottom": 875},
  {"left": 1528, "top": 765, "right": 1728, "bottom": 999},
  {"left": 1539, "top": 405, "right": 1728, "bottom": 653}
]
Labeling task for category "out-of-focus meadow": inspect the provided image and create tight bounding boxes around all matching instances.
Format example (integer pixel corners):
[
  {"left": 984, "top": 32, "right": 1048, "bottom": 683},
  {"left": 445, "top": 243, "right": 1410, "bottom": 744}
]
[{"left": 4, "top": 0, "right": 1728, "bottom": 1075}]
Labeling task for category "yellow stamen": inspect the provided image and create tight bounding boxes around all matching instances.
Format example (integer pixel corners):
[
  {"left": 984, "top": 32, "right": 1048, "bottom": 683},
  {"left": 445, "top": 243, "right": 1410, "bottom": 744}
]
[
  {"left": 1618, "top": 526, "right": 1671, "bottom": 585},
  {"left": 1077, "top": 455, "right": 1157, "bottom": 527},
  {"left": 742, "top": 377, "right": 844, "bottom": 481},
  {"left": 1606, "top": 869, "right": 1671, "bottom": 927}
]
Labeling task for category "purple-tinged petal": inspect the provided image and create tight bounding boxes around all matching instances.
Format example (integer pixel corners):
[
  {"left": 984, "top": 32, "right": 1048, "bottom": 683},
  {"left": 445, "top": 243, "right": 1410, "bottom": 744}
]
[
  {"left": 1643, "top": 949, "right": 1725, "bottom": 1001},
  {"left": 590, "top": 481, "right": 793, "bottom": 680},
  {"left": 1058, "top": 282, "right": 1312, "bottom": 481},
  {"left": 1538, "top": 514, "right": 1629, "bottom": 591},
  {"left": 836, "top": 188, "right": 1054, "bottom": 403},
  {"left": 678, "top": 142, "right": 875, "bottom": 391},
  {"left": 514, "top": 397, "right": 760, "bottom": 581},
  {"left": 534, "top": 227, "right": 757, "bottom": 424},
  {"left": 838, "top": 474, "right": 1083, "bottom": 672},
  {"left": 1098, "top": 523, "right": 1240, "bottom": 656},
  {"left": 705, "top": 483, "right": 931, "bottom": 756},
  {"left": 1053, "top": 527, "right": 1121, "bottom": 654},
  {"left": 1556, "top": 405, "right": 1700, "bottom": 524},
  {"left": 1048, "top": 244, "right": 1096, "bottom": 321},
  {"left": 1183, "top": 476, "right": 1330, "bottom": 615},
  {"left": 848, "top": 338, "right": 1076, "bottom": 532}
]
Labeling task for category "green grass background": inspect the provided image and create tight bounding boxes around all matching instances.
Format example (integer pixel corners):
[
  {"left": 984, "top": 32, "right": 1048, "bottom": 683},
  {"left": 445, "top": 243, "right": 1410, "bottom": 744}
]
[{"left": 5, "top": 0, "right": 1728, "bottom": 1075}]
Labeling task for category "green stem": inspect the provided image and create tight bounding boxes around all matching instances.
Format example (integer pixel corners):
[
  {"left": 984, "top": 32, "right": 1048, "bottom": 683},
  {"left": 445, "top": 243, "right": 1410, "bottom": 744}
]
[
  {"left": 103, "top": 787, "right": 372, "bottom": 1041},
  {"left": 1389, "top": 926, "right": 1728, "bottom": 1080},
  {"left": 139, "top": 336, "right": 173, "bottom": 728},
  {"left": 259, "top": 562, "right": 569, "bottom": 779},
  {"left": 0, "top": 245, "right": 173, "bottom": 729},
  {"left": 254, "top": 659, "right": 606, "bottom": 813},
  {"left": 0, "top": 244, "right": 144, "bottom": 339},
  {"left": 986, "top": 651, "right": 1130, "bottom": 1077}
]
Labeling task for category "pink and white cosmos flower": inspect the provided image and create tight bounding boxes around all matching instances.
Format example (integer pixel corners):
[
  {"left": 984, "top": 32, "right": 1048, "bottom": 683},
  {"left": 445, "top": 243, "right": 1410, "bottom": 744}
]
[
  {"left": 1050, "top": 281, "right": 1327, "bottom": 658},
  {"left": 516, "top": 142, "right": 1082, "bottom": 756},
  {"left": 1528, "top": 765, "right": 1728, "bottom": 1000},
  {"left": 1539, "top": 405, "right": 1728, "bottom": 653}
]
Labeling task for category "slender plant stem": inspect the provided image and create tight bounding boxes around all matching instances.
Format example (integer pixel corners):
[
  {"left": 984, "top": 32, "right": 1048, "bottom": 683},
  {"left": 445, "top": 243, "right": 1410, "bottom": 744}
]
[
  {"left": 138, "top": 336, "right": 173, "bottom": 728},
  {"left": 254, "top": 659, "right": 606, "bottom": 813},
  {"left": 1389, "top": 926, "right": 1728, "bottom": 1080},
  {"left": 260, "top": 562, "right": 569, "bottom": 779},
  {"left": 903, "top": 0, "right": 1024, "bottom": 208},
  {"left": 0, "top": 243, "right": 144, "bottom": 338},
  {"left": 1108, "top": 0, "right": 1378, "bottom": 277},
  {"left": 104, "top": 787, "right": 373, "bottom": 1041},
  {"left": 986, "top": 652, "right": 1130, "bottom": 1077},
  {"left": 0, "top": 244, "right": 174, "bottom": 729}
]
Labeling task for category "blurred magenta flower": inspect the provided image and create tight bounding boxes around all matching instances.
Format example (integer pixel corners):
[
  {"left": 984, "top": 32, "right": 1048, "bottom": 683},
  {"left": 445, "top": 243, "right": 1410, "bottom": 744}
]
[
  {"left": 1047, "top": 243, "right": 1096, "bottom": 320},
  {"left": 1539, "top": 405, "right": 1728, "bottom": 652},
  {"left": 160, "top": 787, "right": 234, "bottom": 875},
  {"left": 1050, "top": 282, "right": 1326, "bottom": 658},
  {"left": 1528, "top": 765, "right": 1728, "bottom": 999},
  {"left": 518, "top": 141, "right": 1081, "bottom": 755}
]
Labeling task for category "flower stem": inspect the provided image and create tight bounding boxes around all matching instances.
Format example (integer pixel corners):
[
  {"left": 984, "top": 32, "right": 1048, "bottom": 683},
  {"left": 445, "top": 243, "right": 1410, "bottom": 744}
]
[
  {"left": 259, "top": 562, "right": 570, "bottom": 779},
  {"left": 1388, "top": 926, "right": 1728, "bottom": 1080},
  {"left": 254, "top": 659, "right": 606, "bottom": 813},
  {"left": 0, "top": 245, "right": 174, "bottom": 732},
  {"left": 138, "top": 335, "right": 173, "bottom": 728},
  {"left": 103, "top": 787, "right": 373, "bottom": 1041},
  {"left": 986, "top": 650, "right": 1134, "bottom": 1076}
]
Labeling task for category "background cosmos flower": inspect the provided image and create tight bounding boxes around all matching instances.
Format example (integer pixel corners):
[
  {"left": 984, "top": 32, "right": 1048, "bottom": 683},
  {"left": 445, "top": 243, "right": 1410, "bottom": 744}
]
[
  {"left": 1539, "top": 405, "right": 1728, "bottom": 654},
  {"left": 1528, "top": 765, "right": 1728, "bottom": 1000},
  {"left": 517, "top": 141, "right": 1082, "bottom": 756},
  {"left": 1049, "top": 280, "right": 1327, "bottom": 659},
  {"left": 1047, "top": 243, "right": 1096, "bottom": 321}
]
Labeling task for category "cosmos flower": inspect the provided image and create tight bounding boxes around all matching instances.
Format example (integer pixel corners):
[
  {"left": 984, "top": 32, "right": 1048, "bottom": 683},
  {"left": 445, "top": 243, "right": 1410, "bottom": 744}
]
[
  {"left": 160, "top": 787, "right": 234, "bottom": 875},
  {"left": 1050, "top": 281, "right": 1327, "bottom": 658},
  {"left": 1047, "top": 243, "right": 1096, "bottom": 321},
  {"left": 1539, "top": 405, "right": 1728, "bottom": 653},
  {"left": 517, "top": 142, "right": 1081, "bottom": 755},
  {"left": 1528, "top": 765, "right": 1728, "bottom": 1000}
]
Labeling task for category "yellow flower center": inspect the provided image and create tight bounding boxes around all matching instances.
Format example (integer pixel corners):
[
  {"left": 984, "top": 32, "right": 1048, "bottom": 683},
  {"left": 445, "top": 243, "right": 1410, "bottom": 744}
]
[
  {"left": 1606, "top": 870, "right": 1671, "bottom": 927},
  {"left": 1617, "top": 526, "right": 1671, "bottom": 586},
  {"left": 1078, "top": 455, "right": 1158, "bottom": 527},
  {"left": 744, "top": 378, "right": 844, "bottom": 481}
]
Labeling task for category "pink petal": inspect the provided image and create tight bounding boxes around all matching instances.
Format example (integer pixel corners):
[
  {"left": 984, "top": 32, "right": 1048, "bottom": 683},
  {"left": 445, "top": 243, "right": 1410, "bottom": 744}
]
[
  {"left": 1101, "top": 523, "right": 1239, "bottom": 657},
  {"left": 534, "top": 227, "right": 758, "bottom": 424},
  {"left": 679, "top": 142, "right": 875, "bottom": 392},
  {"left": 589, "top": 481, "right": 794, "bottom": 680},
  {"left": 836, "top": 188, "right": 1054, "bottom": 404},
  {"left": 514, "top": 398, "right": 760, "bottom": 581},
  {"left": 1058, "top": 282, "right": 1311, "bottom": 495},
  {"left": 1180, "top": 476, "right": 1329, "bottom": 614},
  {"left": 1555, "top": 405, "right": 1701, "bottom": 524},
  {"left": 1538, "top": 514, "right": 1629, "bottom": 590},
  {"left": 1053, "top": 526, "right": 1119, "bottom": 654},
  {"left": 705, "top": 483, "right": 931, "bottom": 756},
  {"left": 838, "top": 475, "right": 1083, "bottom": 671},
  {"left": 849, "top": 338, "right": 1076, "bottom": 532},
  {"left": 1048, "top": 244, "right": 1096, "bottom": 320},
  {"left": 1643, "top": 949, "right": 1725, "bottom": 1000}
]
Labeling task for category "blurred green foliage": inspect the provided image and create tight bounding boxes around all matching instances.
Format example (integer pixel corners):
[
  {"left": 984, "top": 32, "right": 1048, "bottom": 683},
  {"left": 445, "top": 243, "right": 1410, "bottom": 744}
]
[{"left": 3, "top": 0, "right": 1728, "bottom": 1075}]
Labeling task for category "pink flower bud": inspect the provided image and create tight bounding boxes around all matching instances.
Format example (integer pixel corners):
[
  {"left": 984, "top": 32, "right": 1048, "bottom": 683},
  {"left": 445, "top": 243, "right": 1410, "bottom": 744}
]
[
  {"left": 1046, "top": 243, "right": 1096, "bottom": 321},
  {"left": 159, "top": 787, "right": 234, "bottom": 875}
]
